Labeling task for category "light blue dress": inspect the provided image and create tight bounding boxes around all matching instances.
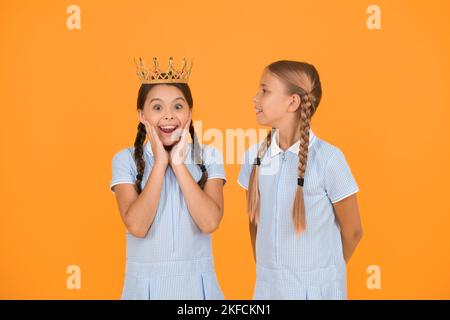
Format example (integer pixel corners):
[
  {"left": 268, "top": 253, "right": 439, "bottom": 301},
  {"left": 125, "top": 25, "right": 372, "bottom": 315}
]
[
  {"left": 238, "top": 129, "right": 359, "bottom": 300},
  {"left": 110, "top": 141, "right": 226, "bottom": 300}
]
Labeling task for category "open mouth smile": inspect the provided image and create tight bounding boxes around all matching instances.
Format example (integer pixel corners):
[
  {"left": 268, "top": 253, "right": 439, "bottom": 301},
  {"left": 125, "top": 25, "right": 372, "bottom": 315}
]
[{"left": 158, "top": 125, "right": 178, "bottom": 135}]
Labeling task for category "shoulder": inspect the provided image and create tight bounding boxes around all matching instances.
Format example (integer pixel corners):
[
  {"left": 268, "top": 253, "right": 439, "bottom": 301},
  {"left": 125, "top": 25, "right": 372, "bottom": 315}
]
[
  {"left": 200, "top": 144, "right": 224, "bottom": 165},
  {"left": 311, "top": 136, "right": 354, "bottom": 178},
  {"left": 311, "top": 136, "right": 346, "bottom": 163},
  {"left": 240, "top": 142, "right": 263, "bottom": 165},
  {"left": 112, "top": 146, "right": 136, "bottom": 167}
]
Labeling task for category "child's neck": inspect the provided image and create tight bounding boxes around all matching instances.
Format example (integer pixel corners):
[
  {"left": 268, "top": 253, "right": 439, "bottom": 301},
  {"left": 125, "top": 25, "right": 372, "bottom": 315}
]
[
  {"left": 276, "top": 124, "right": 302, "bottom": 151},
  {"left": 164, "top": 145, "right": 174, "bottom": 152}
]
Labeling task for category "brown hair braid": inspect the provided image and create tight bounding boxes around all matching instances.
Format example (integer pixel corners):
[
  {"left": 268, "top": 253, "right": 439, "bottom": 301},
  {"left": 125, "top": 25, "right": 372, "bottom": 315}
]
[
  {"left": 189, "top": 121, "right": 208, "bottom": 188},
  {"left": 133, "top": 122, "right": 147, "bottom": 193}
]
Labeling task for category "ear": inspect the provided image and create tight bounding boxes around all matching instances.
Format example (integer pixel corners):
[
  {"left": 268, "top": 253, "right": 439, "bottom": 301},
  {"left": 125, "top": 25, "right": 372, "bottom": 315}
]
[{"left": 287, "top": 93, "right": 301, "bottom": 113}]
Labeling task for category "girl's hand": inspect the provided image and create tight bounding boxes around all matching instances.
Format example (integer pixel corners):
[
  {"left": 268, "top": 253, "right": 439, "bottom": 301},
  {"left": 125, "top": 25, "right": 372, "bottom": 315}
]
[
  {"left": 169, "top": 117, "right": 191, "bottom": 168},
  {"left": 142, "top": 119, "right": 169, "bottom": 167}
]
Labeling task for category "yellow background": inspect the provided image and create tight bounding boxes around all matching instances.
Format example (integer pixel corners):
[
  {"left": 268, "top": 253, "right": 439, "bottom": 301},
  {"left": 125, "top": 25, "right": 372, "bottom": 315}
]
[{"left": 1, "top": 0, "right": 449, "bottom": 299}]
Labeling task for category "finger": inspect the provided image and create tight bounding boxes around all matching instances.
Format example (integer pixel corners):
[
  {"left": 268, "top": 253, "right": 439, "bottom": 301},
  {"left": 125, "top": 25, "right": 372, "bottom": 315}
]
[
  {"left": 145, "top": 122, "right": 158, "bottom": 151},
  {"left": 182, "top": 119, "right": 191, "bottom": 143},
  {"left": 144, "top": 121, "right": 154, "bottom": 143},
  {"left": 181, "top": 125, "right": 189, "bottom": 141},
  {"left": 177, "top": 127, "right": 188, "bottom": 145},
  {"left": 142, "top": 119, "right": 150, "bottom": 134},
  {"left": 184, "top": 117, "right": 191, "bottom": 130},
  {"left": 151, "top": 125, "right": 163, "bottom": 145},
  {"left": 178, "top": 118, "right": 190, "bottom": 138},
  {"left": 171, "top": 139, "right": 185, "bottom": 166},
  {"left": 171, "top": 126, "right": 184, "bottom": 143}
]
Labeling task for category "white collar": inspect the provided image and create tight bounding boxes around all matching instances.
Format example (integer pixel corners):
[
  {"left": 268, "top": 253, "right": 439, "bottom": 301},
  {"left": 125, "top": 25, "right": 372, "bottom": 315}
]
[{"left": 270, "top": 128, "right": 316, "bottom": 158}]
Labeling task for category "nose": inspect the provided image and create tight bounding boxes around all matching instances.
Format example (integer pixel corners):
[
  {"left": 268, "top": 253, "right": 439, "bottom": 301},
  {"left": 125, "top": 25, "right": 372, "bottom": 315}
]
[{"left": 163, "top": 109, "right": 174, "bottom": 120}]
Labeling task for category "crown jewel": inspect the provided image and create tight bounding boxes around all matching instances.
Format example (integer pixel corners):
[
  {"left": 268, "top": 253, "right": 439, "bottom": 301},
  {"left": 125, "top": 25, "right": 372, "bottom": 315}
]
[{"left": 134, "top": 56, "right": 193, "bottom": 84}]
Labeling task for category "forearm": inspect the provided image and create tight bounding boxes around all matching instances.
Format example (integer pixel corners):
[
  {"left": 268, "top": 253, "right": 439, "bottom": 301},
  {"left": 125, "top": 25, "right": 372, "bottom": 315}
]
[
  {"left": 125, "top": 163, "right": 166, "bottom": 237},
  {"left": 172, "top": 164, "right": 221, "bottom": 233},
  {"left": 341, "top": 231, "right": 363, "bottom": 263}
]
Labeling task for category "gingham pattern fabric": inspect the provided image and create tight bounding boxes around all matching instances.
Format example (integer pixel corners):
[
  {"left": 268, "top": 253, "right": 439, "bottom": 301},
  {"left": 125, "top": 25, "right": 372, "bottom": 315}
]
[
  {"left": 110, "top": 141, "right": 226, "bottom": 300},
  {"left": 238, "top": 129, "right": 359, "bottom": 300}
]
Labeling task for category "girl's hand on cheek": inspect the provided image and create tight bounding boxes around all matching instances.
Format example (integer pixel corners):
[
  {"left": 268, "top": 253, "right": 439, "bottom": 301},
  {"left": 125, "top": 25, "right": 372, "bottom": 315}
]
[
  {"left": 169, "top": 118, "right": 191, "bottom": 168},
  {"left": 142, "top": 119, "right": 169, "bottom": 167}
]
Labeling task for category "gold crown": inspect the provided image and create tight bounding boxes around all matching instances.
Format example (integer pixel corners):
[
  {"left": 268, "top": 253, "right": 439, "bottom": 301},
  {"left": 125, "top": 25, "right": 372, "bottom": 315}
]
[{"left": 134, "top": 56, "right": 193, "bottom": 84}]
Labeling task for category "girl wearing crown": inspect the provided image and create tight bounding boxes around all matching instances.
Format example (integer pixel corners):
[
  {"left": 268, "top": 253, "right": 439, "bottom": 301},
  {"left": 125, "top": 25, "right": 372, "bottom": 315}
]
[
  {"left": 110, "top": 57, "right": 225, "bottom": 300},
  {"left": 238, "top": 61, "right": 363, "bottom": 299}
]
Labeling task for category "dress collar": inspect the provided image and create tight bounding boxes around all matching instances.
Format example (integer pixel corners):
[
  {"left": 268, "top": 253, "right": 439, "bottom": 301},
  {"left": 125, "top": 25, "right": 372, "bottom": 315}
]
[{"left": 270, "top": 128, "right": 316, "bottom": 158}]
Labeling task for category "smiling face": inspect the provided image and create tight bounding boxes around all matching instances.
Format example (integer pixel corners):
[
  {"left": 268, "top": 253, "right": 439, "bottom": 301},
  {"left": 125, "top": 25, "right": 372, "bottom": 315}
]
[
  {"left": 253, "top": 68, "right": 297, "bottom": 128},
  {"left": 139, "top": 84, "right": 192, "bottom": 146}
]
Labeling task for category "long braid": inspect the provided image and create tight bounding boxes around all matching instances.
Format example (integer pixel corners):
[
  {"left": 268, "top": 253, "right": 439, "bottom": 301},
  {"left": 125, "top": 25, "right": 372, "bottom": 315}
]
[
  {"left": 247, "top": 128, "right": 273, "bottom": 224},
  {"left": 292, "top": 93, "right": 314, "bottom": 233},
  {"left": 189, "top": 122, "right": 208, "bottom": 188},
  {"left": 133, "top": 122, "right": 146, "bottom": 194}
]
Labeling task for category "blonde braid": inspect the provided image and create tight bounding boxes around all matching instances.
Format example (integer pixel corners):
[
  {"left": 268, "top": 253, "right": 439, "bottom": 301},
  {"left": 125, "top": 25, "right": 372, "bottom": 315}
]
[
  {"left": 292, "top": 93, "right": 314, "bottom": 233},
  {"left": 247, "top": 128, "right": 274, "bottom": 224}
]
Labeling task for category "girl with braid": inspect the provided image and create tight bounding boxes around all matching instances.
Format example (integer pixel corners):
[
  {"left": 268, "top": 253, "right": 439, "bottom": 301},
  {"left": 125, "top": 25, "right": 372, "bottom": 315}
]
[
  {"left": 238, "top": 60, "right": 363, "bottom": 299},
  {"left": 110, "top": 57, "right": 225, "bottom": 300}
]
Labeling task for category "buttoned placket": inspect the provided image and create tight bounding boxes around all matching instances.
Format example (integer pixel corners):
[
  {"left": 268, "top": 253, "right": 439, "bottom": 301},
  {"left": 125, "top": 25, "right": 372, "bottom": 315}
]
[
  {"left": 168, "top": 167, "right": 177, "bottom": 255},
  {"left": 274, "top": 150, "right": 288, "bottom": 265},
  {"left": 146, "top": 142, "right": 195, "bottom": 256},
  {"left": 170, "top": 162, "right": 193, "bottom": 256}
]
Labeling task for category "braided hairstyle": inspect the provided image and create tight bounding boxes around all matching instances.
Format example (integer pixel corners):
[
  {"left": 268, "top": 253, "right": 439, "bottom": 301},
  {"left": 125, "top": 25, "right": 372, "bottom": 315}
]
[
  {"left": 133, "top": 83, "right": 208, "bottom": 194},
  {"left": 247, "top": 128, "right": 273, "bottom": 224},
  {"left": 247, "top": 61, "right": 322, "bottom": 234}
]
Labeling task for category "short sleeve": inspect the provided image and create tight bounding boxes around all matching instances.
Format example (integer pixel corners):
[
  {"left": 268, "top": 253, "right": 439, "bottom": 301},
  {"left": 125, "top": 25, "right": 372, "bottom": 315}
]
[
  {"left": 204, "top": 146, "right": 227, "bottom": 185},
  {"left": 237, "top": 145, "right": 258, "bottom": 190},
  {"left": 110, "top": 148, "right": 137, "bottom": 193},
  {"left": 324, "top": 148, "right": 359, "bottom": 203}
]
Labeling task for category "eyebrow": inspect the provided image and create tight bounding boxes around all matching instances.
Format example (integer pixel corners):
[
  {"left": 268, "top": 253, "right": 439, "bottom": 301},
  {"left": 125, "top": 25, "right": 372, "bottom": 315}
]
[
  {"left": 149, "top": 97, "right": 186, "bottom": 103},
  {"left": 260, "top": 83, "right": 268, "bottom": 87}
]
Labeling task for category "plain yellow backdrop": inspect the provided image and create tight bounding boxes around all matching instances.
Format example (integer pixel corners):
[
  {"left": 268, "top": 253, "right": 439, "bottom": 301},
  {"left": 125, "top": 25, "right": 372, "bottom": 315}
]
[{"left": 1, "top": 0, "right": 449, "bottom": 299}]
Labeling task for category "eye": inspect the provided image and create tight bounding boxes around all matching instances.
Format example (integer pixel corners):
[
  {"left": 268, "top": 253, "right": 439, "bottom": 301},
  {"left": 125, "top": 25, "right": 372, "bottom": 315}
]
[
  {"left": 152, "top": 104, "right": 162, "bottom": 111},
  {"left": 174, "top": 103, "right": 184, "bottom": 110}
]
